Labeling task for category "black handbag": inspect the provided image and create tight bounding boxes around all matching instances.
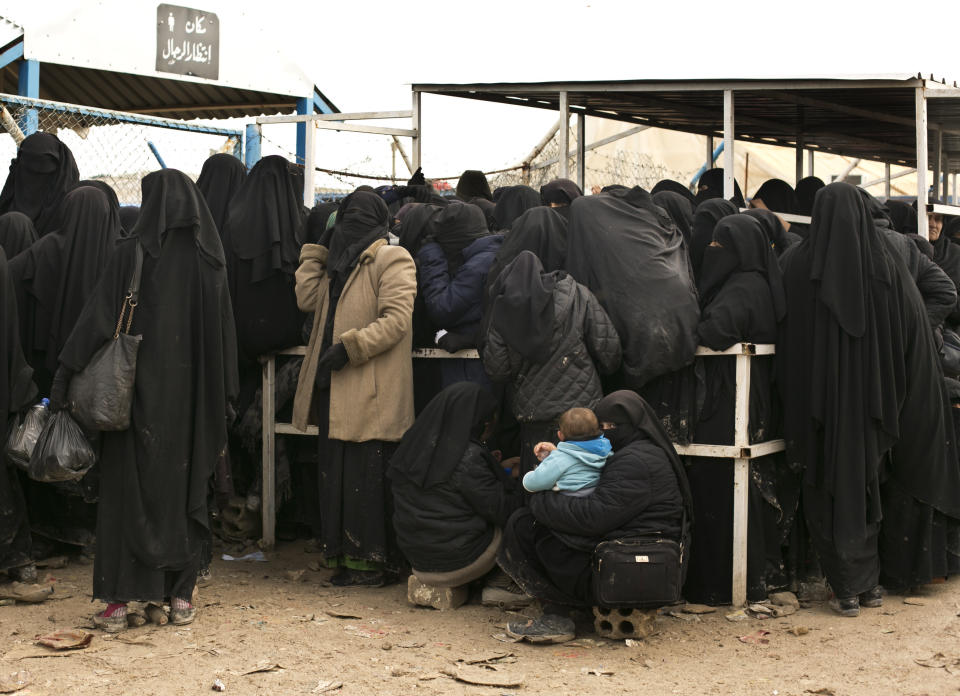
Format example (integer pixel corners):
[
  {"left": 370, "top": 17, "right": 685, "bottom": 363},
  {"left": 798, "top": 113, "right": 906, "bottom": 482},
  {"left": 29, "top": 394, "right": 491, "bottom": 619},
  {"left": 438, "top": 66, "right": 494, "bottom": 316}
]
[
  {"left": 67, "top": 242, "right": 143, "bottom": 431},
  {"left": 592, "top": 535, "right": 685, "bottom": 608}
]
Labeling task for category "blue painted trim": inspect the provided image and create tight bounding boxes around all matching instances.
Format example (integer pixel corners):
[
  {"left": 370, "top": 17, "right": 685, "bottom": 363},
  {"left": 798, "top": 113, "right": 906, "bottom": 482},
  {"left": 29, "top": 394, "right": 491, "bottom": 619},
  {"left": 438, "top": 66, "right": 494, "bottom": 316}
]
[
  {"left": 17, "top": 59, "right": 39, "bottom": 135},
  {"left": 295, "top": 96, "right": 310, "bottom": 165},
  {"left": 312, "top": 88, "right": 335, "bottom": 115},
  {"left": 0, "top": 40, "right": 24, "bottom": 72},
  {"left": 0, "top": 94, "right": 243, "bottom": 137},
  {"left": 689, "top": 142, "right": 724, "bottom": 188},
  {"left": 147, "top": 141, "right": 167, "bottom": 168},
  {"left": 244, "top": 123, "right": 261, "bottom": 171}
]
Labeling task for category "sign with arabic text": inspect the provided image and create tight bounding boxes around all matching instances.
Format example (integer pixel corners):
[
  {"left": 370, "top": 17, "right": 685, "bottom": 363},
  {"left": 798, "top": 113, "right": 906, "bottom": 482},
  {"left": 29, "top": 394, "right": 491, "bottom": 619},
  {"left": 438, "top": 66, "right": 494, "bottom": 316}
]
[{"left": 156, "top": 4, "right": 219, "bottom": 80}]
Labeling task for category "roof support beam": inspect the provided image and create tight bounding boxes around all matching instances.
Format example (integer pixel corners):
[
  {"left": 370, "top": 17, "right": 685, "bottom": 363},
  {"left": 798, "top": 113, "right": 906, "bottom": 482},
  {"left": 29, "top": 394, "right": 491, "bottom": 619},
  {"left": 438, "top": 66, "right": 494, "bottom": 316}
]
[
  {"left": 723, "top": 90, "right": 735, "bottom": 200},
  {"left": 558, "top": 91, "right": 569, "bottom": 179},
  {"left": 0, "top": 39, "right": 23, "bottom": 72},
  {"left": 17, "top": 58, "right": 38, "bottom": 135},
  {"left": 917, "top": 87, "right": 929, "bottom": 240}
]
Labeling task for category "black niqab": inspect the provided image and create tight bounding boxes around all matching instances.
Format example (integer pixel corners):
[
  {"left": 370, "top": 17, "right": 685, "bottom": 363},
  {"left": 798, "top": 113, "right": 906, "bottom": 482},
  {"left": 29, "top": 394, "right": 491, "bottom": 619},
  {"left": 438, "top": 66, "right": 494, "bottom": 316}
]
[
  {"left": 653, "top": 191, "right": 695, "bottom": 244},
  {"left": 886, "top": 199, "right": 918, "bottom": 235},
  {"left": 0, "top": 132, "right": 79, "bottom": 236},
  {"left": 431, "top": 201, "right": 489, "bottom": 274},
  {"left": 487, "top": 251, "right": 556, "bottom": 363},
  {"left": 456, "top": 170, "right": 492, "bottom": 201},
  {"left": 485, "top": 206, "right": 568, "bottom": 293},
  {"left": 493, "top": 186, "right": 541, "bottom": 231},
  {"left": 119, "top": 206, "right": 140, "bottom": 234},
  {"left": 690, "top": 199, "right": 738, "bottom": 280},
  {"left": 540, "top": 178, "right": 582, "bottom": 206},
  {"left": 0, "top": 212, "right": 37, "bottom": 258},
  {"left": 388, "top": 382, "right": 496, "bottom": 488},
  {"left": 741, "top": 207, "right": 798, "bottom": 257},
  {"left": 77, "top": 180, "right": 121, "bottom": 241},
  {"left": 196, "top": 153, "right": 247, "bottom": 235},
  {"left": 469, "top": 197, "right": 498, "bottom": 231},
  {"left": 695, "top": 168, "right": 746, "bottom": 208},
  {"left": 752, "top": 178, "right": 798, "bottom": 214},
  {"left": 327, "top": 191, "right": 390, "bottom": 282},
  {"left": 795, "top": 176, "right": 825, "bottom": 216},
  {"left": 652, "top": 179, "right": 696, "bottom": 205},
  {"left": 398, "top": 203, "right": 443, "bottom": 256}
]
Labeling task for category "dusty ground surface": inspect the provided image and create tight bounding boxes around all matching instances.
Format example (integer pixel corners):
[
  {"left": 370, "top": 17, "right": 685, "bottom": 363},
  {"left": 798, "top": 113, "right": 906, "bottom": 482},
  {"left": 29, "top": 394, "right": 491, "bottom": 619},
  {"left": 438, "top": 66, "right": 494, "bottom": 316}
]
[{"left": 2, "top": 543, "right": 960, "bottom": 696}]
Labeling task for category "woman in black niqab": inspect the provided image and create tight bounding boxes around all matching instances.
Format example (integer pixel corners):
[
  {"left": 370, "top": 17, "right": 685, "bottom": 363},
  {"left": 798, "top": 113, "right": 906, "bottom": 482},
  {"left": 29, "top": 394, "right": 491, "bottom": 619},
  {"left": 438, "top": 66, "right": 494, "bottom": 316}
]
[
  {"left": 741, "top": 207, "right": 800, "bottom": 258},
  {"left": 651, "top": 179, "right": 696, "bottom": 205},
  {"left": 690, "top": 198, "right": 738, "bottom": 281},
  {"left": 456, "top": 170, "right": 492, "bottom": 201},
  {"left": 0, "top": 132, "right": 79, "bottom": 235},
  {"left": 484, "top": 206, "right": 568, "bottom": 302},
  {"left": 196, "top": 153, "right": 247, "bottom": 235},
  {"left": 885, "top": 199, "right": 918, "bottom": 235},
  {"left": 540, "top": 178, "right": 583, "bottom": 208},
  {"left": 77, "top": 180, "right": 121, "bottom": 235},
  {"left": 752, "top": 178, "right": 799, "bottom": 215},
  {"left": 493, "top": 186, "right": 541, "bottom": 231},
  {"left": 653, "top": 191, "right": 695, "bottom": 244},
  {"left": 695, "top": 168, "right": 746, "bottom": 208},
  {"left": 795, "top": 176, "right": 824, "bottom": 216},
  {"left": 0, "top": 212, "right": 37, "bottom": 258},
  {"left": 58, "top": 168, "right": 238, "bottom": 620},
  {"left": 119, "top": 206, "right": 140, "bottom": 235}
]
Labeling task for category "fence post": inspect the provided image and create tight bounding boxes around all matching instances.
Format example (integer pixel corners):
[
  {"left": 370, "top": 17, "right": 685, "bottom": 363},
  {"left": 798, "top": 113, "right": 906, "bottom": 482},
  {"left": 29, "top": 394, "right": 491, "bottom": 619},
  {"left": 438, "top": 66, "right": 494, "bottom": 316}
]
[
  {"left": 295, "top": 96, "right": 310, "bottom": 166},
  {"left": 17, "top": 59, "right": 39, "bottom": 135},
  {"left": 731, "top": 348, "right": 752, "bottom": 607},
  {"left": 244, "top": 123, "right": 261, "bottom": 170}
]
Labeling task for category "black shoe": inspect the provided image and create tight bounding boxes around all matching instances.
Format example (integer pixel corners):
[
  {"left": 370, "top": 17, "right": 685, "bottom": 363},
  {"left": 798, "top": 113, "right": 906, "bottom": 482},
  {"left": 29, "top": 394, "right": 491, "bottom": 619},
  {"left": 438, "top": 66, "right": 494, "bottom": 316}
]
[
  {"left": 506, "top": 614, "right": 576, "bottom": 644},
  {"left": 330, "top": 569, "right": 385, "bottom": 587},
  {"left": 859, "top": 586, "right": 883, "bottom": 608},
  {"left": 829, "top": 596, "right": 860, "bottom": 617}
]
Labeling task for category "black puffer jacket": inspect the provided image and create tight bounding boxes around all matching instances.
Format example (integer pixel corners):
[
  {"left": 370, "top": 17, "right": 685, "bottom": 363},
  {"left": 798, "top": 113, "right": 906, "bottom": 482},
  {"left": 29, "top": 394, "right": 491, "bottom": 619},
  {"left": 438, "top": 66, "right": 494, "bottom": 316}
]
[
  {"left": 392, "top": 442, "right": 523, "bottom": 573},
  {"left": 530, "top": 437, "right": 684, "bottom": 551},
  {"left": 483, "top": 274, "right": 621, "bottom": 422}
]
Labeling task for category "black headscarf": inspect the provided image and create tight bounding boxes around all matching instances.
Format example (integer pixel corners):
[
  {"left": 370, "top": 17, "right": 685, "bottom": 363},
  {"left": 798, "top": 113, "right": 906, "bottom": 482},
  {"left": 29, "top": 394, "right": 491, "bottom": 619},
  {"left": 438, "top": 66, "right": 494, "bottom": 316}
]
[
  {"left": 493, "top": 186, "right": 541, "bottom": 231},
  {"left": 469, "top": 197, "right": 498, "bottom": 231},
  {"left": 119, "top": 206, "right": 140, "bottom": 235},
  {"left": 487, "top": 251, "right": 556, "bottom": 363},
  {"left": 77, "top": 180, "right": 121, "bottom": 240},
  {"left": 0, "top": 212, "right": 37, "bottom": 258},
  {"left": 652, "top": 179, "right": 696, "bottom": 205},
  {"left": 398, "top": 203, "right": 443, "bottom": 256},
  {"left": 653, "top": 191, "right": 694, "bottom": 244},
  {"left": 327, "top": 191, "right": 391, "bottom": 282},
  {"left": 540, "top": 178, "right": 582, "bottom": 206},
  {"left": 455, "top": 170, "right": 492, "bottom": 201},
  {"left": 752, "top": 178, "right": 799, "bottom": 215},
  {"left": 431, "top": 201, "right": 489, "bottom": 274},
  {"left": 0, "top": 132, "right": 79, "bottom": 236},
  {"left": 690, "top": 199, "right": 738, "bottom": 280},
  {"left": 699, "top": 215, "right": 786, "bottom": 319},
  {"left": 885, "top": 199, "right": 918, "bottom": 235},
  {"left": 388, "top": 382, "right": 496, "bottom": 488},
  {"left": 301, "top": 201, "right": 339, "bottom": 246},
  {"left": 196, "top": 153, "right": 247, "bottom": 235},
  {"left": 485, "top": 206, "right": 567, "bottom": 293},
  {"left": 695, "top": 168, "right": 746, "bottom": 208},
  {"left": 795, "top": 176, "right": 825, "bottom": 216},
  {"left": 741, "top": 207, "right": 798, "bottom": 257},
  {"left": 221, "top": 155, "right": 305, "bottom": 282}
]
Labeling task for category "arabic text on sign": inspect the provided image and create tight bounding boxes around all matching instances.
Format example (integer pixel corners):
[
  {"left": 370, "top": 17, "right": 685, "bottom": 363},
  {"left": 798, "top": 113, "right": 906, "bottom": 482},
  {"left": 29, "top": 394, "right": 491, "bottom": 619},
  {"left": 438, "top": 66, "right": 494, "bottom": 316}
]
[{"left": 162, "top": 38, "right": 213, "bottom": 64}]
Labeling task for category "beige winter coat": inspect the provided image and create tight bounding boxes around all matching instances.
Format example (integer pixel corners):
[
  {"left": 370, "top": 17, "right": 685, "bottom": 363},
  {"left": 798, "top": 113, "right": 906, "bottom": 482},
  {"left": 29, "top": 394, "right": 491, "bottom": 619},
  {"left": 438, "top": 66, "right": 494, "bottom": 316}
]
[{"left": 291, "top": 239, "right": 416, "bottom": 442}]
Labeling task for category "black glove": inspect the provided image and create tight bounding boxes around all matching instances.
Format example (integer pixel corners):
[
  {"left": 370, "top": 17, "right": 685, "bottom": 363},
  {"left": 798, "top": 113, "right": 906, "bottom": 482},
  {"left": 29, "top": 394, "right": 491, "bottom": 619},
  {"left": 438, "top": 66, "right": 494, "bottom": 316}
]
[
  {"left": 437, "top": 332, "right": 473, "bottom": 354},
  {"left": 317, "top": 343, "right": 350, "bottom": 372},
  {"left": 49, "top": 365, "right": 73, "bottom": 412},
  {"left": 407, "top": 167, "right": 426, "bottom": 187}
]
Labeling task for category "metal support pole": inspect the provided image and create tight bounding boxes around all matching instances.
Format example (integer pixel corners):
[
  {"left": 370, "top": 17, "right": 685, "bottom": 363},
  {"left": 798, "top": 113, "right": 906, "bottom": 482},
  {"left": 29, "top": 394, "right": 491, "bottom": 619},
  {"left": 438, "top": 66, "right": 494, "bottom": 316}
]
[
  {"left": 706, "top": 136, "right": 714, "bottom": 172},
  {"left": 944, "top": 159, "right": 951, "bottom": 202},
  {"left": 576, "top": 112, "right": 586, "bottom": 191},
  {"left": 807, "top": 149, "right": 814, "bottom": 177},
  {"left": 244, "top": 123, "right": 261, "bottom": 170},
  {"left": 934, "top": 128, "right": 943, "bottom": 201},
  {"left": 303, "top": 121, "right": 315, "bottom": 207},
  {"left": 261, "top": 355, "right": 276, "bottom": 549},
  {"left": 795, "top": 138, "right": 804, "bottom": 185},
  {"left": 917, "top": 87, "right": 929, "bottom": 240},
  {"left": 559, "top": 91, "right": 570, "bottom": 179},
  {"left": 731, "top": 352, "right": 751, "bottom": 608},
  {"left": 885, "top": 163, "right": 891, "bottom": 198},
  {"left": 723, "top": 90, "right": 735, "bottom": 200},
  {"left": 954, "top": 172, "right": 958, "bottom": 205},
  {"left": 295, "top": 96, "right": 310, "bottom": 166},
  {"left": 411, "top": 90, "right": 421, "bottom": 171},
  {"left": 16, "top": 59, "right": 39, "bottom": 135}
]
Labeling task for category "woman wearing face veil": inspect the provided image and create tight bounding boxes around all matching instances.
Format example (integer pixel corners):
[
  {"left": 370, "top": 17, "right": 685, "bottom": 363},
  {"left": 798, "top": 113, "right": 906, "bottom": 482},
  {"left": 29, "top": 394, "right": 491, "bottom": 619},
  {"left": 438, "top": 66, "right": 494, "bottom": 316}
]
[
  {"left": 0, "top": 132, "right": 79, "bottom": 236},
  {"left": 291, "top": 191, "right": 417, "bottom": 586},
  {"left": 0, "top": 212, "right": 37, "bottom": 258},
  {"left": 196, "top": 153, "right": 247, "bottom": 236},
  {"left": 483, "top": 252, "right": 621, "bottom": 477},
  {"left": 695, "top": 168, "right": 746, "bottom": 208},
  {"left": 493, "top": 186, "right": 541, "bottom": 231},
  {"left": 685, "top": 215, "right": 792, "bottom": 604},
  {"left": 778, "top": 182, "right": 960, "bottom": 616},
  {"left": 388, "top": 383, "right": 524, "bottom": 601},
  {"left": 690, "top": 199, "right": 739, "bottom": 282},
  {"left": 500, "top": 391, "right": 688, "bottom": 643},
  {"left": 55, "top": 169, "right": 238, "bottom": 631}
]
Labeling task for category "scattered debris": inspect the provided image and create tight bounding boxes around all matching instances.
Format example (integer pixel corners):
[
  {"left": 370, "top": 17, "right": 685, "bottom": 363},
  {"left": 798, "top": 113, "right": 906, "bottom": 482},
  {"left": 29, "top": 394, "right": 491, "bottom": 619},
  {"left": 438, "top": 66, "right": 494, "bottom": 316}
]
[
  {"left": 491, "top": 633, "right": 522, "bottom": 643},
  {"left": 915, "top": 652, "right": 960, "bottom": 675},
  {"left": 0, "top": 670, "right": 30, "bottom": 693},
  {"left": 624, "top": 639, "right": 643, "bottom": 648},
  {"left": 460, "top": 650, "right": 516, "bottom": 665},
  {"left": 725, "top": 609, "right": 750, "bottom": 622},
  {"left": 285, "top": 569, "right": 306, "bottom": 582},
  {"left": 442, "top": 663, "right": 524, "bottom": 688},
  {"left": 769, "top": 592, "right": 800, "bottom": 609},
  {"left": 747, "top": 602, "right": 796, "bottom": 619},
  {"left": 666, "top": 609, "right": 700, "bottom": 622},
  {"left": 788, "top": 626, "right": 810, "bottom": 637},
  {"left": 903, "top": 597, "right": 926, "bottom": 606},
  {"left": 145, "top": 604, "right": 168, "bottom": 626},
  {"left": 581, "top": 667, "right": 614, "bottom": 676},
  {"left": 311, "top": 680, "right": 343, "bottom": 693},
  {"left": 804, "top": 689, "right": 836, "bottom": 696},
  {"left": 797, "top": 580, "right": 831, "bottom": 602},
  {"left": 324, "top": 609, "right": 362, "bottom": 620},
  {"left": 738, "top": 630, "right": 771, "bottom": 646},
  {"left": 0, "top": 582, "right": 53, "bottom": 604},
  {"left": 35, "top": 556, "right": 68, "bottom": 569},
  {"left": 681, "top": 603, "right": 716, "bottom": 615},
  {"left": 241, "top": 662, "right": 284, "bottom": 676},
  {"left": 212, "top": 678, "right": 226, "bottom": 692},
  {"left": 36, "top": 629, "right": 93, "bottom": 650},
  {"left": 395, "top": 641, "right": 425, "bottom": 649},
  {"left": 221, "top": 551, "right": 268, "bottom": 562},
  {"left": 307, "top": 561, "right": 325, "bottom": 572},
  {"left": 126, "top": 610, "right": 147, "bottom": 628},
  {"left": 389, "top": 666, "right": 413, "bottom": 677}
]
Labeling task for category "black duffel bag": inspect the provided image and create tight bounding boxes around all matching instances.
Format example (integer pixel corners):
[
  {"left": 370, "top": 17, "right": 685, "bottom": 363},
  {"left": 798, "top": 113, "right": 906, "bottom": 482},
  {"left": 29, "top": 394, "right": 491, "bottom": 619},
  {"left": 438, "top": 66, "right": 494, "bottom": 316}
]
[{"left": 592, "top": 535, "right": 684, "bottom": 608}]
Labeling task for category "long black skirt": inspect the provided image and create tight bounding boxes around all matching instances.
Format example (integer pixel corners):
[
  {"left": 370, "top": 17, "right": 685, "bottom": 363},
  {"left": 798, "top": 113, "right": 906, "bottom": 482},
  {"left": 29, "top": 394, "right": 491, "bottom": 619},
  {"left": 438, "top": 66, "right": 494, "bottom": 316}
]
[
  {"left": 316, "top": 390, "right": 400, "bottom": 570},
  {"left": 0, "top": 463, "right": 32, "bottom": 573}
]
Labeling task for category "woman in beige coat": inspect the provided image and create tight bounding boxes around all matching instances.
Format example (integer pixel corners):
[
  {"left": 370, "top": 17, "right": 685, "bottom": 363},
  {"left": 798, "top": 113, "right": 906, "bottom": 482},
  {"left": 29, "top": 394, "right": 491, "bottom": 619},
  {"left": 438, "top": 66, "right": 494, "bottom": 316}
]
[{"left": 292, "top": 191, "right": 417, "bottom": 586}]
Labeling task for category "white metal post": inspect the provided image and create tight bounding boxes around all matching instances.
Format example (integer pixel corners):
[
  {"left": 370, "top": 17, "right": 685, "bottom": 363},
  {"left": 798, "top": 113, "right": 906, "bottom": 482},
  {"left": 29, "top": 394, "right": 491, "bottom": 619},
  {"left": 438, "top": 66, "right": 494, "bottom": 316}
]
[
  {"left": 411, "top": 90, "right": 421, "bottom": 171},
  {"left": 917, "top": 87, "right": 929, "bottom": 239},
  {"left": 706, "top": 135, "right": 714, "bottom": 171},
  {"left": 795, "top": 139, "right": 804, "bottom": 185},
  {"left": 885, "top": 163, "right": 891, "bottom": 198},
  {"left": 731, "top": 351, "right": 751, "bottom": 608},
  {"left": 261, "top": 355, "right": 276, "bottom": 549},
  {"left": 303, "top": 121, "right": 315, "bottom": 208},
  {"left": 935, "top": 128, "right": 943, "bottom": 201},
  {"left": 954, "top": 172, "right": 958, "bottom": 205},
  {"left": 807, "top": 149, "right": 814, "bottom": 177},
  {"left": 944, "top": 159, "right": 951, "bottom": 202},
  {"left": 723, "top": 90, "right": 735, "bottom": 200},
  {"left": 559, "top": 91, "right": 570, "bottom": 179},
  {"left": 576, "top": 112, "right": 586, "bottom": 191}
]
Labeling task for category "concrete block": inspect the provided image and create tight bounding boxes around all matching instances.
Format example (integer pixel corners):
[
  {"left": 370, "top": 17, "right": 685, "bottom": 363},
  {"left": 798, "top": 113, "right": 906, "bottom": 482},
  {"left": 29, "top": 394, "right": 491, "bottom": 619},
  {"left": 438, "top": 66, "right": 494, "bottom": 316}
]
[
  {"left": 593, "top": 606, "right": 658, "bottom": 640},
  {"left": 407, "top": 575, "right": 468, "bottom": 610}
]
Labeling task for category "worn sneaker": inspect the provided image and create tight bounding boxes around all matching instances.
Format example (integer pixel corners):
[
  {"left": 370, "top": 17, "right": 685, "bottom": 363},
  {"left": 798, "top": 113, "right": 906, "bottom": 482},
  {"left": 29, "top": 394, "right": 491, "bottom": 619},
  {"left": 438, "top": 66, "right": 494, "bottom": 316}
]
[
  {"left": 859, "top": 586, "right": 883, "bottom": 608},
  {"left": 93, "top": 609, "right": 127, "bottom": 633},
  {"left": 506, "top": 614, "right": 576, "bottom": 644},
  {"left": 829, "top": 596, "right": 860, "bottom": 617},
  {"left": 481, "top": 583, "right": 532, "bottom": 610}
]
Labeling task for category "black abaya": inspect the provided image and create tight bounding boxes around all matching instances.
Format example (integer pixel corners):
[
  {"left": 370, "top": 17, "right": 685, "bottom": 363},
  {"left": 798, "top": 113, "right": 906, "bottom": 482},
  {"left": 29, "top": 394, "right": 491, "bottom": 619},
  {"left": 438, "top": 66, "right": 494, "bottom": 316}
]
[
  {"left": 493, "top": 186, "right": 541, "bottom": 231},
  {"left": 0, "top": 132, "right": 79, "bottom": 235},
  {"left": 196, "top": 153, "right": 247, "bottom": 236},
  {"left": 58, "top": 169, "right": 238, "bottom": 602},
  {"left": 0, "top": 212, "right": 37, "bottom": 258}
]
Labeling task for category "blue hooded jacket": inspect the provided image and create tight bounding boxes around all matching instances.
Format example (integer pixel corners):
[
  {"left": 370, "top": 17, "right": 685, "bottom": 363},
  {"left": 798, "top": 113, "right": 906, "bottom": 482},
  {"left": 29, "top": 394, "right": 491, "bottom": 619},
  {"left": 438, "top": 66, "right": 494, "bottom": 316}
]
[{"left": 523, "top": 435, "right": 612, "bottom": 493}]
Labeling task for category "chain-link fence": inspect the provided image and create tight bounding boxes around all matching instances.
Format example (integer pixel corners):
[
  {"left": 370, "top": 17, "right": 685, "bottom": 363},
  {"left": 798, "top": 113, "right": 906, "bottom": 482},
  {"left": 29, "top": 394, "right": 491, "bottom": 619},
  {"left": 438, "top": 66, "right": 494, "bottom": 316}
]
[{"left": 0, "top": 94, "right": 243, "bottom": 205}]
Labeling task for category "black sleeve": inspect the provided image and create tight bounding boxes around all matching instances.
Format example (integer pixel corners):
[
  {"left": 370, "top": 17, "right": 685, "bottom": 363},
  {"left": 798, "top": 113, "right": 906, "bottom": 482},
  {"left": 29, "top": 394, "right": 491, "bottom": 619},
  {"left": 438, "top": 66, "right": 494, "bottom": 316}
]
[
  {"left": 915, "top": 253, "right": 957, "bottom": 328},
  {"left": 451, "top": 446, "right": 524, "bottom": 528},
  {"left": 697, "top": 282, "right": 755, "bottom": 350}
]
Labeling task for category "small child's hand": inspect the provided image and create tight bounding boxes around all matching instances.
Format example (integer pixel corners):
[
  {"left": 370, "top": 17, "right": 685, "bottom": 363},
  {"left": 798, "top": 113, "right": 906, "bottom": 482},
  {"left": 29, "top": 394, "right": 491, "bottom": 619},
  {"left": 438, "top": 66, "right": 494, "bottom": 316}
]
[{"left": 533, "top": 442, "right": 557, "bottom": 462}]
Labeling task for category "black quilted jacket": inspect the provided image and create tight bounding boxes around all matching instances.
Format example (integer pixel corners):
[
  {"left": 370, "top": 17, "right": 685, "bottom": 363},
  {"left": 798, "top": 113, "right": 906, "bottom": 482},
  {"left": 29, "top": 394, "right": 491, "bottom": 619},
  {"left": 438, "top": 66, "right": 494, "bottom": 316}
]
[{"left": 483, "top": 274, "right": 621, "bottom": 423}]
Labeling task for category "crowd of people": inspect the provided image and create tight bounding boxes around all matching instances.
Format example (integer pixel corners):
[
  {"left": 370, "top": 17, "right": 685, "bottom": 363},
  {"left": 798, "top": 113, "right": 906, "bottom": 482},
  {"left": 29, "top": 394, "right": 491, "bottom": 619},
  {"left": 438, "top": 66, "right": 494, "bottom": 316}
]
[{"left": 0, "top": 129, "right": 959, "bottom": 644}]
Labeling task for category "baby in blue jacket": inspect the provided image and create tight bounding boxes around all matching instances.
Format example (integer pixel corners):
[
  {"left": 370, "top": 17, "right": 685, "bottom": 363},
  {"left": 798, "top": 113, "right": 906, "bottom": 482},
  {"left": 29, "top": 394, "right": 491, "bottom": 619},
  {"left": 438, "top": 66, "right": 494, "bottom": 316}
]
[{"left": 523, "top": 408, "right": 612, "bottom": 497}]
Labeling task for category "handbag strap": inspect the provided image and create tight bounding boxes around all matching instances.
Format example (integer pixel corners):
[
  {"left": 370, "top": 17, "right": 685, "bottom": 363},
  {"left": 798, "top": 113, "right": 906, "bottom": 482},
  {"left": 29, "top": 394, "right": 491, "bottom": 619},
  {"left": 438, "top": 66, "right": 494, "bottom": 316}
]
[{"left": 114, "top": 242, "right": 144, "bottom": 339}]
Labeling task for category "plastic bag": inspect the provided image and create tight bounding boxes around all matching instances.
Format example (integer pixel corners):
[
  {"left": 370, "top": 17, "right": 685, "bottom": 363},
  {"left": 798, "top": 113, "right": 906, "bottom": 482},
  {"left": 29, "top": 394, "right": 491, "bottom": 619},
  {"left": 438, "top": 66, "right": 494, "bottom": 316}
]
[
  {"left": 6, "top": 400, "right": 51, "bottom": 471},
  {"left": 28, "top": 410, "right": 96, "bottom": 483}
]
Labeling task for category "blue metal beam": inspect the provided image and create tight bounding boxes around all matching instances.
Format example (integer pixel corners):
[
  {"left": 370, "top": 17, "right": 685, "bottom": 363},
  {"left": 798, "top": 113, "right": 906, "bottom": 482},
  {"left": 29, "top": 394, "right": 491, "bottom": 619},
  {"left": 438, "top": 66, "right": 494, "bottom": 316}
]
[
  {"left": 312, "top": 88, "right": 336, "bottom": 115},
  {"left": 295, "top": 96, "right": 310, "bottom": 166},
  {"left": 17, "top": 58, "right": 39, "bottom": 135},
  {"left": 0, "top": 40, "right": 23, "bottom": 72},
  {"left": 245, "top": 123, "right": 261, "bottom": 170}
]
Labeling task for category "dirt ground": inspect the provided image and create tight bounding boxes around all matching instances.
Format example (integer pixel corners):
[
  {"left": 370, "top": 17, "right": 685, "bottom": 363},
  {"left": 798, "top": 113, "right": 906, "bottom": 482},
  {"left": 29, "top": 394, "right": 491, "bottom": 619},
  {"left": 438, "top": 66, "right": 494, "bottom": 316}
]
[{"left": 2, "top": 543, "right": 960, "bottom": 696}]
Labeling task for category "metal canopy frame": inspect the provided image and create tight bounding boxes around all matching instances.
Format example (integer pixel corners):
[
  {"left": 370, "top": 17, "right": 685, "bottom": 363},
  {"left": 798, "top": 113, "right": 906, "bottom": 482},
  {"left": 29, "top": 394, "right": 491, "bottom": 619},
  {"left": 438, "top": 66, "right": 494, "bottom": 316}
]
[{"left": 413, "top": 74, "right": 960, "bottom": 239}]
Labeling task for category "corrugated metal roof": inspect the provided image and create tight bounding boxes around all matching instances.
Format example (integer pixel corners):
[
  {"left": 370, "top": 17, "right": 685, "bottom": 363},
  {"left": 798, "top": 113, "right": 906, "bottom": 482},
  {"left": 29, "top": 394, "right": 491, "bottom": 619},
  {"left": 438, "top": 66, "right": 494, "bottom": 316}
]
[{"left": 414, "top": 76, "right": 960, "bottom": 171}]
